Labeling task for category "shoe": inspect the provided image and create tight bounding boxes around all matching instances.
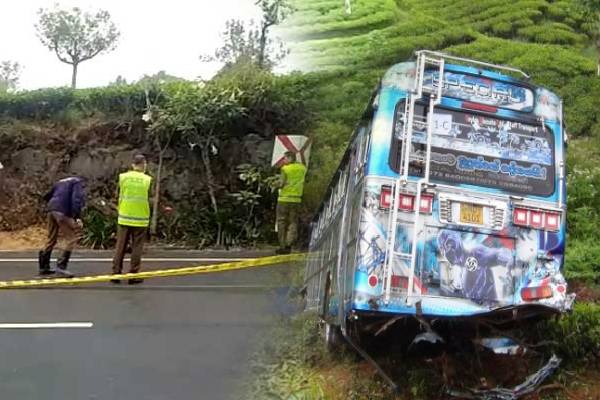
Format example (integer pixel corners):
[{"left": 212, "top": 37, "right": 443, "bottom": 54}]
[
  {"left": 110, "top": 279, "right": 121, "bottom": 284},
  {"left": 55, "top": 251, "right": 74, "bottom": 278},
  {"left": 128, "top": 278, "right": 144, "bottom": 285},
  {"left": 38, "top": 250, "right": 54, "bottom": 276},
  {"left": 275, "top": 247, "right": 291, "bottom": 255}
]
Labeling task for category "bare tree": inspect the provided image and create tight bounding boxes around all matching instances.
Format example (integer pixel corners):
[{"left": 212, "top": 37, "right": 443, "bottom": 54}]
[{"left": 35, "top": 6, "right": 120, "bottom": 88}]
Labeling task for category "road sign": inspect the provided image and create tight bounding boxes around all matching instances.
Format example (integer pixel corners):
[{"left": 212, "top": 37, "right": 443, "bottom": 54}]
[{"left": 271, "top": 135, "right": 312, "bottom": 167}]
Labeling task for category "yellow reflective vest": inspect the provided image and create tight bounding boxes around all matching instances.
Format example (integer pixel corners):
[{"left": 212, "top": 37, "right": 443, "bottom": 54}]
[
  {"left": 278, "top": 162, "right": 307, "bottom": 203},
  {"left": 117, "top": 170, "right": 152, "bottom": 227}
]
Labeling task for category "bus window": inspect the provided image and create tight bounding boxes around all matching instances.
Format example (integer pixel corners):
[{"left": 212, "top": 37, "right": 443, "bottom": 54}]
[{"left": 389, "top": 101, "right": 555, "bottom": 197}]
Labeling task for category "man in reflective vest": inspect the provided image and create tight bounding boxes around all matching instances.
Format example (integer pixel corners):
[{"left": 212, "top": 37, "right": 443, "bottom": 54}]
[
  {"left": 111, "top": 154, "right": 152, "bottom": 284},
  {"left": 276, "top": 151, "right": 307, "bottom": 254}
]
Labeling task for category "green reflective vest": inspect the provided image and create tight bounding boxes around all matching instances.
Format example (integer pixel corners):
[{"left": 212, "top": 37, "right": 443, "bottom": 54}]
[
  {"left": 118, "top": 170, "right": 152, "bottom": 227},
  {"left": 278, "top": 162, "right": 307, "bottom": 203}
]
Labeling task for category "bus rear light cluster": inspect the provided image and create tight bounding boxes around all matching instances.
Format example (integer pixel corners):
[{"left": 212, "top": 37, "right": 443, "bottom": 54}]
[
  {"left": 521, "top": 286, "right": 553, "bottom": 301},
  {"left": 513, "top": 207, "right": 561, "bottom": 231},
  {"left": 379, "top": 186, "right": 433, "bottom": 214}
]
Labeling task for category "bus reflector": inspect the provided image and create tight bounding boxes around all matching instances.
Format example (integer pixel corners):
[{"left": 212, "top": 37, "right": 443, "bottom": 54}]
[
  {"left": 391, "top": 275, "right": 408, "bottom": 288},
  {"left": 462, "top": 101, "right": 498, "bottom": 113},
  {"left": 368, "top": 274, "right": 378, "bottom": 287},
  {"left": 513, "top": 207, "right": 561, "bottom": 231},
  {"left": 521, "top": 286, "right": 553, "bottom": 301}
]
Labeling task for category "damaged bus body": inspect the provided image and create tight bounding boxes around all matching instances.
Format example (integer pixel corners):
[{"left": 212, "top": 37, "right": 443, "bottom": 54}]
[{"left": 304, "top": 50, "right": 574, "bottom": 392}]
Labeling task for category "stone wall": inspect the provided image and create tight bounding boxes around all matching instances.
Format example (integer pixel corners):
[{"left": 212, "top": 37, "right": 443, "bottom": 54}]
[{"left": 0, "top": 120, "right": 275, "bottom": 231}]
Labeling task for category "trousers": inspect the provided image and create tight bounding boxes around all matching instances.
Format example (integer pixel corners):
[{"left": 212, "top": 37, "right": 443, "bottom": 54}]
[
  {"left": 42, "top": 211, "right": 81, "bottom": 255},
  {"left": 276, "top": 202, "right": 300, "bottom": 248},
  {"left": 112, "top": 225, "right": 147, "bottom": 274}
]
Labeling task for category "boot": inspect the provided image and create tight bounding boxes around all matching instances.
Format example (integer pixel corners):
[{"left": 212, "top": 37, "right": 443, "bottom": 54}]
[
  {"left": 55, "top": 251, "right": 74, "bottom": 278},
  {"left": 38, "top": 250, "right": 54, "bottom": 276}
]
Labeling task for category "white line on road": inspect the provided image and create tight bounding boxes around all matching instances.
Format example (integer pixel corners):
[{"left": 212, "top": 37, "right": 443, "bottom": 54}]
[
  {"left": 0, "top": 258, "right": 246, "bottom": 263},
  {"left": 0, "top": 322, "right": 93, "bottom": 329}
]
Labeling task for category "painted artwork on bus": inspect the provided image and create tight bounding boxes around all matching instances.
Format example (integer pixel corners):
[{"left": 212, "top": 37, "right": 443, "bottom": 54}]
[{"left": 351, "top": 180, "right": 572, "bottom": 316}]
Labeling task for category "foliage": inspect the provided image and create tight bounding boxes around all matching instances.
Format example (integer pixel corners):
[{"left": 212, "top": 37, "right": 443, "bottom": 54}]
[
  {"left": 535, "top": 302, "right": 600, "bottom": 366},
  {"left": 81, "top": 206, "right": 116, "bottom": 249},
  {"left": 35, "top": 5, "right": 120, "bottom": 88},
  {"left": 0, "top": 61, "right": 22, "bottom": 93}
]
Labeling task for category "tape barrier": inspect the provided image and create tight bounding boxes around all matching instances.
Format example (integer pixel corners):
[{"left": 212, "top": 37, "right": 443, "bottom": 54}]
[{"left": 0, "top": 253, "right": 306, "bottom": 289}]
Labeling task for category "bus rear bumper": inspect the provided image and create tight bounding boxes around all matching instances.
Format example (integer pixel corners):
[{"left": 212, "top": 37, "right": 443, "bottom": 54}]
[{"left": 351, "top": 291, "right": 575, "bottom": 321}]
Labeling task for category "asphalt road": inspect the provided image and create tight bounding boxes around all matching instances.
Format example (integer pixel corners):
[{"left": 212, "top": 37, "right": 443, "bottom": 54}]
[{"left": 0, "top": 250, "right": 300, "bottom": 400}]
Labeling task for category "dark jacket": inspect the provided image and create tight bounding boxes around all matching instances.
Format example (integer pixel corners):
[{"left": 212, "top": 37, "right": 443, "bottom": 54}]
[{"left": 45, "top": 177, "right": 86, "bottom": 218}]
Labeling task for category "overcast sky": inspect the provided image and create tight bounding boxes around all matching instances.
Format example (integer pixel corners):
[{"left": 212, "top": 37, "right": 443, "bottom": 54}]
[{"left": 0, "top": 0, "right": 264, "bottom": 90}]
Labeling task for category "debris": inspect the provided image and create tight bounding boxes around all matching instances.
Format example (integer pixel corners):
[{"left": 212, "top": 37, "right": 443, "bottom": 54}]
[{"left": 447, "top": 354, "right": 561, "bottom": 400}]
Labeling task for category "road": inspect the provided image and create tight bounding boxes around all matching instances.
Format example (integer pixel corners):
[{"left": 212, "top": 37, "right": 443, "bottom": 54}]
[{"left": 0, "top": 250, "right": 300, "bottom": 400}]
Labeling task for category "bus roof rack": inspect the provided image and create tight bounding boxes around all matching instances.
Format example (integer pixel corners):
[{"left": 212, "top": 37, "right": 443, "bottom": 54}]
[{"left": 415, "top": 50, "right": 530, "bottom": 80}]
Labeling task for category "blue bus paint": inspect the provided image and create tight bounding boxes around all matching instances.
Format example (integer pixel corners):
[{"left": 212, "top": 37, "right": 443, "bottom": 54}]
[{"left": 304, "top": 57, "right": 573, "bottom": 331}]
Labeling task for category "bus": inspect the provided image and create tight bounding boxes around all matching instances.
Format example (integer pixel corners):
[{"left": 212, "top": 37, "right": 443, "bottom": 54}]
[{"left": 303, "top": 50, "right": 573, "bottom": 375}]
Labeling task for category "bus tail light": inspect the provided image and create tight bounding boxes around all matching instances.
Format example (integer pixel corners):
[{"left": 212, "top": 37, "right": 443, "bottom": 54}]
[
  {"left": 419, "top": 194, "right": 434, "bottom": 213},
  {"left": 380, "top": 186, "right": 392, "bottom": 208},
  {"left": 512, "top": 207, "right": 561, "bottom": 231},
  {"left": 398, "top": 193, "right": 414, "bottom": 211},
  {"left": 521, "top": 286, "right": 553, "bottom": 301},
  {"left": 545, "top": 212, "right": 560, "bottom": 231},
  {"left": 529, "top": 210, "right": 543, "bottom": 229},
  {"left": 379, "top": 186, "right": 433, "bottom": 214}
]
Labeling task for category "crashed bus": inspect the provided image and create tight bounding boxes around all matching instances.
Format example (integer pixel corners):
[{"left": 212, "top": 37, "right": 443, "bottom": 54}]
[{"left": 303, "top": 50, "right": 574, "bottom": 393}]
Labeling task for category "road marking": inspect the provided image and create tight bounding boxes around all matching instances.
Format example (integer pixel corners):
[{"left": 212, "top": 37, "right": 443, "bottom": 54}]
[
  {"left": 0, "top": 258, "right": 246, "bottom": 263},
  {"left": 0, "top": 322, "right": 93, "bottom": 329}
]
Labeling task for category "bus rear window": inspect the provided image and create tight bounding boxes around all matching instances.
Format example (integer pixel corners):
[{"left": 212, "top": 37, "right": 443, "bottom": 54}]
[{"left": 389, "top": 102, "right": 555, "bottom": 196}]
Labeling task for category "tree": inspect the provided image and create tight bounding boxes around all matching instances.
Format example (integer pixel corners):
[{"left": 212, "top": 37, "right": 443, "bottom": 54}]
[
  {"left": 35, "top": 6, "right": 120, "bottom": 88},
  {"left": 151, "top": 82, "right": 246, "bottom": 245},
  {"left": 0, "top": 61, "right": 22, "bottom": 93},
  {"left": 138, "top": 71, "right": 185, "bottom": 85},
  {"left": 201, "top": 0, "right": 293, "bottom": 70},
  {"left": 109, "top": 75, "right": 128, "bottom": 86},
  {"left": 255, "top": 0, "right": 293, "bottom": 69},
  {"left": 577, "top": 0, "right": 600, "bottom": 75}
]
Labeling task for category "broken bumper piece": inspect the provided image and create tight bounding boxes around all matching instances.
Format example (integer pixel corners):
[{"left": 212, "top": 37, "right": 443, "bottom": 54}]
[{"left": 447, "top": 354, "right": 561, "bottom": 400}]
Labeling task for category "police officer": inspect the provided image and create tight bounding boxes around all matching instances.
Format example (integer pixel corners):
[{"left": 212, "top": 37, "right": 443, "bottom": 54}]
[
  {"left": 276, "top": 151, "right": 307, "bottom": 254},
  {"left": 111, "top": 154, "right": 152, "bottom": 284},
  {"left": 38, "top": 176, "right": 86, "bottom": 277}
]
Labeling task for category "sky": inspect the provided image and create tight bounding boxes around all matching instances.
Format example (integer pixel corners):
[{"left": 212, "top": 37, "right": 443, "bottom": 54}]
[{"left": 0, "top": 0, "right": 264, "bottom": 90}]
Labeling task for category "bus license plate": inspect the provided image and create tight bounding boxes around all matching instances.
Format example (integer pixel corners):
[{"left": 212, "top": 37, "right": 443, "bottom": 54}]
[{"left": 460, "top": 203, "right": 484, "bottom": 225}]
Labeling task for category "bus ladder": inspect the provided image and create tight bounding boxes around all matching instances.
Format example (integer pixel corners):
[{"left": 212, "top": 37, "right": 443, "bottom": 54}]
[{"left": 383, "top": 51, "right": 444, "bottom": 306}]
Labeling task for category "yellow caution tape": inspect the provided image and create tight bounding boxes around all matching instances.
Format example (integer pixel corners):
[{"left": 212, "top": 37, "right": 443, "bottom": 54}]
[{"left": 0, "top": 253, "right": 306, "bottom": 289}]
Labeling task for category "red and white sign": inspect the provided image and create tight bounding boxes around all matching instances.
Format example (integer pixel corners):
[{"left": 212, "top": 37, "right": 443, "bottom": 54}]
[{"left": 271, "top": 135, "right": 312, "bottom": 167}]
